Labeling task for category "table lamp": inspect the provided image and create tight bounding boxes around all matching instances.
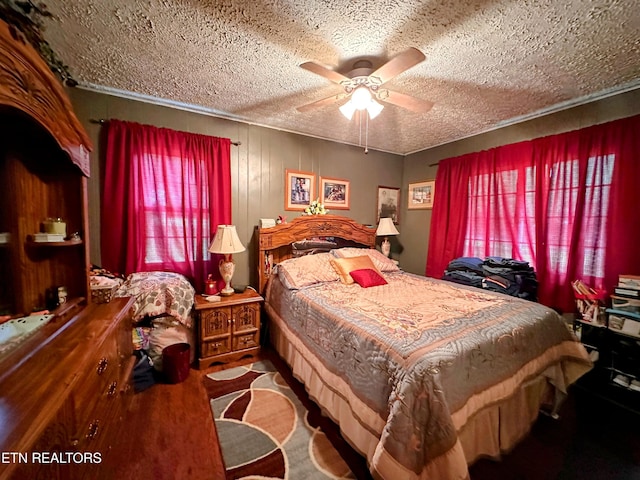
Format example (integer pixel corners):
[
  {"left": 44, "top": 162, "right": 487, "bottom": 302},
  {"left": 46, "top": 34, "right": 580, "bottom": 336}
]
[
  {"left": 208, "top": 225, "right": 246, "bottom": 296},
  {"left": 376, "top": 217, "right": 399, "bottom": 257}
]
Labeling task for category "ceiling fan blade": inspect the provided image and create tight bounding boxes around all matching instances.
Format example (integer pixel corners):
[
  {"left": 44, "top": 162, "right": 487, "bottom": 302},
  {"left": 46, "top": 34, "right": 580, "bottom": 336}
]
[
  {"left": 369, "top": 47, "right": 426, "bottom": 85},
  {"left": 300, "top": 61, "right": 350, "bottom": 85},
  {"left": 296, "top": 92, "right": 349, "bottom": 112},
  {"left": 376, "top": 89, "right": 434, "bottom": 113}
]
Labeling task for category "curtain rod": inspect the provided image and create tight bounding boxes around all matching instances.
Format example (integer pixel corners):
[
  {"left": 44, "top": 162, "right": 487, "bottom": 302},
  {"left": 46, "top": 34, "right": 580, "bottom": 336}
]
[{"left": 89, "top": 118, "right": 241, "bottom": 146}]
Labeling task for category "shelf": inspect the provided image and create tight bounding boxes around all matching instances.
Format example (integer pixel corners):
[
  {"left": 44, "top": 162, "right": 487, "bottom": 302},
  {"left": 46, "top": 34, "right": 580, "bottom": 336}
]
[
  {"left": 574, "top": 317, "right": 607, "bottom": 328},
  {"left": 606, "top": 366, "right": 638, "bottom": 379},
  {"left": 26, "top": 238, "right": 83, "bottom": 248},
  {"left": 610, "top": 379, "right": 640, "bottom": 393},
  {"left": 608, "top": 328, "right": 640, "bottom": 341}
]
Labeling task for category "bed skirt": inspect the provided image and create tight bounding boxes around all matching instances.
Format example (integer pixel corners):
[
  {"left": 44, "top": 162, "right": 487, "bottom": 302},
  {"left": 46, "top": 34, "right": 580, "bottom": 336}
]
[{"left": 267, "top": 303, "right": 583, "bottom": 480}]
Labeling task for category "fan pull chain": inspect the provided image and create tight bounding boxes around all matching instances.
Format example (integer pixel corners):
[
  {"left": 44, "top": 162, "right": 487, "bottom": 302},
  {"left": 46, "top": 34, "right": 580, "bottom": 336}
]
[{"left": 365, "top": 111, "right": 369, "bottom": 154}]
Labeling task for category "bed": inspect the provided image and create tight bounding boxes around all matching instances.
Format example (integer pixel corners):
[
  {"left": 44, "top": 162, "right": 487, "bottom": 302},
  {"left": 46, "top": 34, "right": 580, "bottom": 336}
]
[{"left": 257, "top": 215, "right": 592, "bottom": 480}]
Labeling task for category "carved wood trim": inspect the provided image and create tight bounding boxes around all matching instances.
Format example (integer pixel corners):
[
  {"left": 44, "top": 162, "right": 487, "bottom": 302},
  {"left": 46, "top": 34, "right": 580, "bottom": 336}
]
[
  {"left": 256, "top": 214, "right": 376, "bottom": 294},
  {"left": 0, "top": 20, "right": 92, "bottom": 176}
]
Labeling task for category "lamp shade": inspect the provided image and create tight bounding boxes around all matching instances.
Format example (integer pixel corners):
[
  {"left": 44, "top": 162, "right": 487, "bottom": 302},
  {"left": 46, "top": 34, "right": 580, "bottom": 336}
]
[
  {"left": 339, "top": 100, "right": 356, "bottom": 120},
  {"left": 376, "top": 217, "right": 399, "bottom": 236},
  {"left": 208, "top": 225, "right": 246, "bottom": 254},
  {"left": 367, "top": 99, "right": 384, "bottom": 119}
]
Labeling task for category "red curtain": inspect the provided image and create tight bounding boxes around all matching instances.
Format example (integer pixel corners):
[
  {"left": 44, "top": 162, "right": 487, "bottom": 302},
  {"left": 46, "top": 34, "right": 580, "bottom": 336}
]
[
  {"left": 101, "top": 120, "right": 231, "bottom": 292},
  {"left": 427, "top": 114, "right": 640, "bottom": 312}
]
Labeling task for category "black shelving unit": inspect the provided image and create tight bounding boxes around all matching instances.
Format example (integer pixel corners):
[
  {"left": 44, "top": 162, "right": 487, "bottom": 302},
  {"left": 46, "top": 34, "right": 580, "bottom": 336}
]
[{"left": 573, "top": 316, "right": 640, "bottom": 415}]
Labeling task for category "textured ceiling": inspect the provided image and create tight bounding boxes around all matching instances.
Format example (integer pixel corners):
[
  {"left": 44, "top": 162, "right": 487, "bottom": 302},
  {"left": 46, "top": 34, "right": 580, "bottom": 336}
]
[{"left": 43, "top": 0, "right": 640, "bottom": 155}]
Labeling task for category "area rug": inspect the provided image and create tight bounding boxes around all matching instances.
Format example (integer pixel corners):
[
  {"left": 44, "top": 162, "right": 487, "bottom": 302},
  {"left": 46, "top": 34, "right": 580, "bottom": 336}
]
[{"left": 204, "top": 360, "right": 356, "bottom": 479}]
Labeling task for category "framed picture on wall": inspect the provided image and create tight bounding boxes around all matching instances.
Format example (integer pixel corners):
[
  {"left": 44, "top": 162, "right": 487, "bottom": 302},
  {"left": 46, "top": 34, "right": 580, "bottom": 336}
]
[
  {"left": 320, "top": 176, "right": 350, "bottom": 210},
  {"left": 285, "top": 169, "right": 316, "bottom": 210},
  {"left": 408, "top": 180, "right": 435, "bottom": 209},
  {"left": 377, "top": 186, "right": 400, "bottom": 224}
]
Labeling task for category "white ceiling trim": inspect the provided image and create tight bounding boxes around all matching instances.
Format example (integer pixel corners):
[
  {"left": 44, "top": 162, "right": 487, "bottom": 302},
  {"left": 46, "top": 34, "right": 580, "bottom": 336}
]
[
  {"left": 78, "top": 82, "right": 404, "bottom": 156},
  {"left": 80, "top": 80, "right": 640, "bottom": 158},
  {"left": 404, "top": 80, "right": 640, "bottom": 156}
]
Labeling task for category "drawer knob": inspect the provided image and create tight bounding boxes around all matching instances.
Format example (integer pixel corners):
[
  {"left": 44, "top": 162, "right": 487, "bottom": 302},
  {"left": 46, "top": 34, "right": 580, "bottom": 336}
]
[
  {"left": 96, "top": 357, "right": 108, "bottom": 375},
  {"left": 107, "top": 381, "right": 118, "bottom": 397},
  {"left": 87, "top": 420, "right": 100, "bottom": 440}
]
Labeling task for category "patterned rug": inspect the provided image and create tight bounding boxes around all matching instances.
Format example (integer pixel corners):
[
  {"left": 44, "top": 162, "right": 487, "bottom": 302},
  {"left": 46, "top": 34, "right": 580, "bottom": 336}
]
[{"left": 204, "top": 360, "right": 356, "bottom": 479}]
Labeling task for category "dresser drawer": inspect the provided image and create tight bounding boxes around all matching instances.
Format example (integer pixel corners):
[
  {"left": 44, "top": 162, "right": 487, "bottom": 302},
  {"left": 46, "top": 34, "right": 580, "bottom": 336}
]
[{"left": 71, "top": 337, "right": 120, "bottom": 443}]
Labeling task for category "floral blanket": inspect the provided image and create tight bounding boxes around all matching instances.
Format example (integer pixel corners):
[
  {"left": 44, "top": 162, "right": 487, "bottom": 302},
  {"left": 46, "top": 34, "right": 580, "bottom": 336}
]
[{"left": 115, "top": 271, "right": 195, "bottom": 327}]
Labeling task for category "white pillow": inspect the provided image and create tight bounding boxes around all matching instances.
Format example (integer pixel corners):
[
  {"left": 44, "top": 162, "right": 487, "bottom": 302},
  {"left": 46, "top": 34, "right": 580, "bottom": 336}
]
[
  {"left": 277, "top": 252, "right": 340, "bottom": 289},
  {"left": 331, "top": 247, "right": 400, "bottom": 272}
]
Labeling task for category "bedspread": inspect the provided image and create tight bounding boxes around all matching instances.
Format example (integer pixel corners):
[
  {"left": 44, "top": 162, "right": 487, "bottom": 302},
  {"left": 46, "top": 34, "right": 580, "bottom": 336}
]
[
  {"left": 115, "top": 271, "right": 195, "bottom": 327},
  {"left": 266, "top": 271, "right": 592, "bottom": 478}
]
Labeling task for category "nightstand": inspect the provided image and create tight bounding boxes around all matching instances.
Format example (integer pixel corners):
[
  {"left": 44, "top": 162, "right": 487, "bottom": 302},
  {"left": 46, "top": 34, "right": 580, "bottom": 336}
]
[{"left": 194, "top": 289, "right": 264, "bottom": 369}]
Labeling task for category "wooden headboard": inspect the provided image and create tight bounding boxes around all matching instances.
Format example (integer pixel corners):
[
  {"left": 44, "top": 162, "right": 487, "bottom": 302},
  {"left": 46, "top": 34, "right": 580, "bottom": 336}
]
[{"left": 256, "top": 215, "right": 376, "bottom": 294}]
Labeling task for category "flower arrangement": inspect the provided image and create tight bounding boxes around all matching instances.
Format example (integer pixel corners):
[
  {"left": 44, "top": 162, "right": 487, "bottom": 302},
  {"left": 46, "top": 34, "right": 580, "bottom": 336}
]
[{"left": 304, "top": 198, "right": 328, "bottom": 215}]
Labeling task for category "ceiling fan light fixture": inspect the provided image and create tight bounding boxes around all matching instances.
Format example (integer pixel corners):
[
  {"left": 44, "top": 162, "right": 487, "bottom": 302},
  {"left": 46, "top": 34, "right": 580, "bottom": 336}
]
[
  {"left": 367, "top": 99, "right": 384, "bottom": 119},
  {"left": 351, "top": 86, "right": 372, "bottom": 110},
  {"left": 339, "top": 100, "right": 356, "bottom": 120}
]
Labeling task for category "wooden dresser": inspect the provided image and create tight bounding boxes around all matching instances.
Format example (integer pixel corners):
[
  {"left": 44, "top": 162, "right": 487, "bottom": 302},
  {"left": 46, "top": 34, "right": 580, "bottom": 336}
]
[
  {"left": 0, "top": 297, "right": 135, "bottom": 480},
  {"left": 0, "top": 17, "right": 137, "bottom": 480},
  {"left": 194, "top": 290, "right": 263, "bottom": 369}
]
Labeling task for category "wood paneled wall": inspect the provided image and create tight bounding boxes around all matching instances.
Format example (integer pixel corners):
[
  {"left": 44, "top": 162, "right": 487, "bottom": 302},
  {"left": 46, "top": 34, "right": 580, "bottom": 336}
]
[
  {"left": 67, "top": 88, "right": 403, "bottom": 289},
  {"left": 67, "top": 87, "right": 640, "bottom": 287}
]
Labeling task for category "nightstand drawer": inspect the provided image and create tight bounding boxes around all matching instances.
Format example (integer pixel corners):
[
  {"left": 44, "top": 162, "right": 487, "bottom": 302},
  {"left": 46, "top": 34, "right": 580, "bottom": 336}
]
[
  {"left": 233, "top": 331, "right": 259, "bottom": 351},
  {"left": 202, "top": 337, "right": 232, "bottom": 357}
]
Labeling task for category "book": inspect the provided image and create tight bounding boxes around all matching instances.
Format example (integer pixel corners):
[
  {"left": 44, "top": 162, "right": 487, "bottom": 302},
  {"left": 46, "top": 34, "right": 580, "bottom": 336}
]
[
  {"left": 614, "top": 287, "right": 640, "bottom": 298},
  {"left": 619, "top": 275, "right": 640, "bottom": 289}
]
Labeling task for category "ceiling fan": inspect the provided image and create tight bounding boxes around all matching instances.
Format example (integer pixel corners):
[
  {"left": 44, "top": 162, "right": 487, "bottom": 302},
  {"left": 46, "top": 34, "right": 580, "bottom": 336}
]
[{"left": 296, "top": 47, "right": 434, "bottom": 118}]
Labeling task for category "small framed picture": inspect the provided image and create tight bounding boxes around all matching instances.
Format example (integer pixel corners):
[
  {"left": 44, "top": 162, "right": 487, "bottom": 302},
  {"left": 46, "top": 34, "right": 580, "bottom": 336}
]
[
  {"left": 285, "top": 169, "right": 316, "bottom": 211},
  {"left": 377, "top": 186, "right": 400, "bottom": 224},
  {"left": 320, "top": 176, "right": 350, "bottom": 210},
  {"left": 408, "top": 180, "right": 435, "bottom": 209}
]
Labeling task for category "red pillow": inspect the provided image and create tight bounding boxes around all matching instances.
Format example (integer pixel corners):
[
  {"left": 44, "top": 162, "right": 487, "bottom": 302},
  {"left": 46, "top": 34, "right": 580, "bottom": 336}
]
[{"left": 349, "top": 268, "right": 387, "bottom": 288}]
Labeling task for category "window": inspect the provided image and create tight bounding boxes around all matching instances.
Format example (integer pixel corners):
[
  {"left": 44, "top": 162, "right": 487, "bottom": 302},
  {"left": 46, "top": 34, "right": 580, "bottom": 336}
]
[
  {"left": 463, "top": 154, "right": 614, "bottom": 285},
  {"left": 102, "top": 120, "right": 231, "bottom": 292},
  {"left": 142, "top": 154, "right": 211, "bottom": 266},
  {"left": 427, "top": 114, "right": 640, "bottom": 313},
  {"left": 547, "top": 155, "right": 614, "bottom": 280}
]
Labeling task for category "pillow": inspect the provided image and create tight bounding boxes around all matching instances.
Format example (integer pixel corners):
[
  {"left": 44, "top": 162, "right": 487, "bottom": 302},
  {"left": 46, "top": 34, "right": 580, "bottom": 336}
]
[
  {"left": 350, "top": 268, "right": 387, "bottom": 288},
  {"left": 330, "top": 255, "right": 381, "bottom": 284},
  {"left": 277, "top": 253, "right": 339, "bottom": 289},
  {"left": 332, "top": 247, "right": 400, "bottom": 272},
  {"left": 292, "top": 238, "right": 338, "bottom": 257}
]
